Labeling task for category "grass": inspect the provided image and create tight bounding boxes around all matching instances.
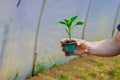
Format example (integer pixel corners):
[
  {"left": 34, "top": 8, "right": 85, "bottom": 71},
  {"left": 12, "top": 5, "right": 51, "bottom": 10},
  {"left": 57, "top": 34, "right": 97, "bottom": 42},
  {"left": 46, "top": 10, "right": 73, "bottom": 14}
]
[
  {"left": 27, "top": 55, "right": 120, "bottom": 80},
  {"left": 87, "top": 72, "right": 96, "bottom": 78},
  {"left": 35, "top": 61, "right": 45, "bottom": 75},
  {"left": 95, "top": 61, "right": 103, "bottom": 67},
  {"left": 8, "top": 71, "right": 19, "bottom": 80},
  {"left": 58, "top": 74, "right": 68, "bottom": 80},
  {"left": 112, "top": 66, "right": 120, "bottom": 80},
  {"left": 13, "top": 72, "right": 19, "bottom": 80},
  {"left": 52, "top": 64, "right": 59, "bottom": 68},
  {"left": 115, "top": 58, "right": 120, "bottom": 64}
]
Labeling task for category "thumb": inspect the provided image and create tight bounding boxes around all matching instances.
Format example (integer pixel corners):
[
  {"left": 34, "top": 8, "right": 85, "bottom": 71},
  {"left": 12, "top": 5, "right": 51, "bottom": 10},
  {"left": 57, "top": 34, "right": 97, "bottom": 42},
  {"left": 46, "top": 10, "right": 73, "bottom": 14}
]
[{"left": 77, "top": 40, "right": 87, "bottom": 48}]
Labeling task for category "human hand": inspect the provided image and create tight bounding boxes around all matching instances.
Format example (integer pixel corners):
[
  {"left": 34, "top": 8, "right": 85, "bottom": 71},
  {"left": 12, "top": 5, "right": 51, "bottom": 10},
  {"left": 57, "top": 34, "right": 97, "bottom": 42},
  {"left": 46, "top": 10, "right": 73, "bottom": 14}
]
[{"left": 60, "top": 38, "right": 88, "bottom": 56}]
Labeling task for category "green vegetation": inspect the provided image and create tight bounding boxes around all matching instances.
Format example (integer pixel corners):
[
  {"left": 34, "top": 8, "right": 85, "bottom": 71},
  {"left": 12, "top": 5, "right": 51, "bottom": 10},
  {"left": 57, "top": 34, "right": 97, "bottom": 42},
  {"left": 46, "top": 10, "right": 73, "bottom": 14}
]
[
  {"left": 87, "top": 72, "right": 96, "bottom": 78},
  {"left": 26, "top": 55, "right": 120, "bottom": 80},
  {"left": 58, "top": 74, "right": 68, "bottom": 80},
  {"left": 13, "top": 71, "right": 19, "bottom": 80},
  {"left": 95, "top": 61, "right": 103, "bottom": 67},
  {"left": 8, "top": 71, "right": 19, "bottom": 80},
  {"left": 115, "top": 58, "right": 120, "bottom": 64},
  {"left": 57, "top": 15, "right": 84, "bottom": 42},
  {"left": 52, "top": 64, "right": 59, "bottom": 67},
  {"left": 35, "top": 61, "right": 45, "bottom": 75},
  {"left": 112, "top": 66, "right": 120, "bottom": 80},
  {"left": 76, "top": 67, "right": 96, "bottom": 79}
]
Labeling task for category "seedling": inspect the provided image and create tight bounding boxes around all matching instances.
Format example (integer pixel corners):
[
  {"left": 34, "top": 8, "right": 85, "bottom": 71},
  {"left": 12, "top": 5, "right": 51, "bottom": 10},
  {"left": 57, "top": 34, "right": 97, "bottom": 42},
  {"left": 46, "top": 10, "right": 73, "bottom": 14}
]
[
  {"left": 57, "top": 15, "right": 84, "bottom": 54},
  {"left": 58, "top": 15, "right": 84, "bottom": 42}
]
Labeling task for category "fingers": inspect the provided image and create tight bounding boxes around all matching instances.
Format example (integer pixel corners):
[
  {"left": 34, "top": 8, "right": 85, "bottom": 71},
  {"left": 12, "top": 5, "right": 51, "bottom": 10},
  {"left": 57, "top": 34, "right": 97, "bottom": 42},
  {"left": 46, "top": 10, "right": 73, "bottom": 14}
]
[
  {"left": 60, "top": 38, "right": 77, "bottom": 55},
  {"left": 60, "top": 38, "right": 88, "bottom": 56},
  {"left": 76, "top": 40, "right": 88, "bottom": 49},
  {"left": 60, "top": 38, "right": 69, "bottom": 43},
  {"left": 76, "top": 39, "right": 85, "bottom": 45}
]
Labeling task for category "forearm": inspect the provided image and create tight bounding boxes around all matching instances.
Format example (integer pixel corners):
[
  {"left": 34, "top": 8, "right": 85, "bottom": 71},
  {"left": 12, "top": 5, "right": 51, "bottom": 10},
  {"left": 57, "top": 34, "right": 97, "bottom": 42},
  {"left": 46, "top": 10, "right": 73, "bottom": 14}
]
[{"left": 87, "top": 33, "right": 120, "bottom": 57}]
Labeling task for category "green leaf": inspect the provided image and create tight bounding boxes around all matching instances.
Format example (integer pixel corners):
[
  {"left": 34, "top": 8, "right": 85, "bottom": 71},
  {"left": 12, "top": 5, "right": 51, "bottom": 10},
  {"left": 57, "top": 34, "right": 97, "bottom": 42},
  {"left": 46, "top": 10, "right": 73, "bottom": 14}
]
[
  {"left": 70, "top": 15, "right": 78, "bottom": 24},
  {"left": 64, "top": 19, "right": 69, "bottom": 24},
  {"left": 57, "top": 21, "right": 65, "bottom": 25},
  {"left": 13, "top": 72, "right": 19, "bottom": 80},
  {"left": 76, "top": 21, "right": 84, "bottom": 25},
  {"left": 64, "top": 19, "right": 70, "bottom": 28}
]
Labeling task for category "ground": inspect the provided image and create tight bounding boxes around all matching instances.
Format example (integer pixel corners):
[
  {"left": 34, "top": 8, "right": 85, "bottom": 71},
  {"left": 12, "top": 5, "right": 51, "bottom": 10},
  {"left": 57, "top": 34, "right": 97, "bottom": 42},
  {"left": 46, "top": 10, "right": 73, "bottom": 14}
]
[{"left": 26, "top": 55, "right": 120, "bottom": 80}]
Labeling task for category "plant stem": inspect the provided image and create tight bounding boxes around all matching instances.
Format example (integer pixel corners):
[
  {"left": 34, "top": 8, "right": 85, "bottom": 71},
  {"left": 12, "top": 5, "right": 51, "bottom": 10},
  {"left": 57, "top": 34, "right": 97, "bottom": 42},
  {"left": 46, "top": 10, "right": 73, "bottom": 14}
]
[{"left": 69, "top": 29, "right": 72, "bottom": 42}]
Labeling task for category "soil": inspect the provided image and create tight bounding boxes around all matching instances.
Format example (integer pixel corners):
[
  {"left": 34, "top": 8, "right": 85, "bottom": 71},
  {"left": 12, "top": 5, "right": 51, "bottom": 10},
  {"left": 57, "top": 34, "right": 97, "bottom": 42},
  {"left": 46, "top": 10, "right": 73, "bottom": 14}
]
[
  {"left": 26, "top": 55, "right": 120, "bottom": 80},
  {"left": 64, "top": 40, "right": 76, "bottom": 43}
]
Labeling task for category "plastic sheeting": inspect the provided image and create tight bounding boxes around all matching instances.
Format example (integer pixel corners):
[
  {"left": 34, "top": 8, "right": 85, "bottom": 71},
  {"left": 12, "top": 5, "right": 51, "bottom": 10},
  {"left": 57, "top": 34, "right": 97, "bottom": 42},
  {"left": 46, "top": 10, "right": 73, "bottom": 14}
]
[{"left": 0, "top": 0, "right": 120, "bottom": 80}]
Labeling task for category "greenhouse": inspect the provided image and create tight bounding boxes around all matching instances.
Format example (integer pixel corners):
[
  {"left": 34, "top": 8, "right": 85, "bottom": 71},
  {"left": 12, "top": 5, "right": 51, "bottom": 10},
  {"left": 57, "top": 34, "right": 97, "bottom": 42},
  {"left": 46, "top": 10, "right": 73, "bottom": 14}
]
[{"left": 0, "top": 0, "right": 120, "bottom": 80}]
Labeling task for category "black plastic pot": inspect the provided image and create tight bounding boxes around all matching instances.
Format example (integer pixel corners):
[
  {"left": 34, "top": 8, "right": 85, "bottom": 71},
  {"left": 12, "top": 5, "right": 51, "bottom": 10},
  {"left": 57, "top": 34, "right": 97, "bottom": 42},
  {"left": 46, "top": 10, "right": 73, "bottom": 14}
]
[{"left": 63, "top": 41, "right": 76, "bottom": 54}]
